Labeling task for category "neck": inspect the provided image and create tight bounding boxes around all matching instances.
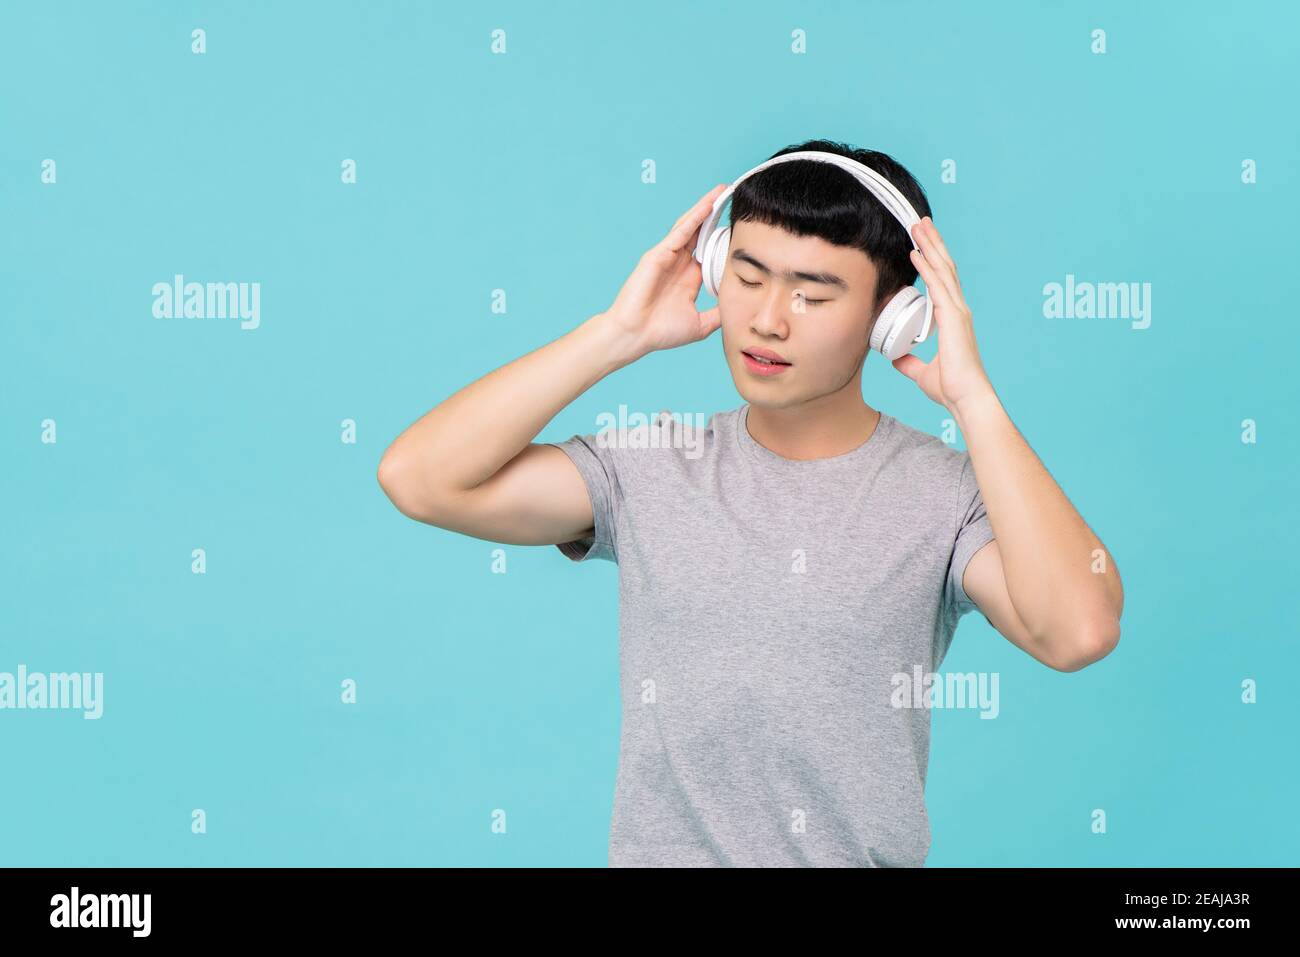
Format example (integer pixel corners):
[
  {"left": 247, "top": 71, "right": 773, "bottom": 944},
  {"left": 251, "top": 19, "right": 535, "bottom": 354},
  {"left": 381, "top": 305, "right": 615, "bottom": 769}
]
[{"left": 745, "top": 388, "right": 881, "bottom": 461}]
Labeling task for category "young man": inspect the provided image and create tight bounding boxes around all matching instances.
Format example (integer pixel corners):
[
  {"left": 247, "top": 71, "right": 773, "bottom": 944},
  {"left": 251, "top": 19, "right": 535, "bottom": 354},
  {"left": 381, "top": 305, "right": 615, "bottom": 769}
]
[{"left": 377, "top": 139, "right": 1124, "bottom": 867}]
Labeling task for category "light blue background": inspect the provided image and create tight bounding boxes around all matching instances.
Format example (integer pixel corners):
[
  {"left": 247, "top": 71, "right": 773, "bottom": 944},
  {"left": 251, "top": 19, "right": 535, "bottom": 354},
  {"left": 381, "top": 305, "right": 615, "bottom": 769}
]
[{"left": 2, "top": 0, "right": 1296, "bottom": 867}]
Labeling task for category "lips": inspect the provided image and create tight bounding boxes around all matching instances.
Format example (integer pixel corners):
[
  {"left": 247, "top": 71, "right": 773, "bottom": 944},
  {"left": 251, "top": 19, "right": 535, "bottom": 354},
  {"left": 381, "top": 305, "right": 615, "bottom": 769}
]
[
  {"left": 741, "top": 350, "right": 792, "bottom": 377},
  {"left": 741, "top": 348, "right": 791, "bottom": 366}
]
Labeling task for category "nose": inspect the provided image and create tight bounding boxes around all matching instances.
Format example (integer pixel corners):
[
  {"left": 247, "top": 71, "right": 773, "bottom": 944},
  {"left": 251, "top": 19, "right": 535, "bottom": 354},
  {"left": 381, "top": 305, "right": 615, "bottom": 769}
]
[{"left": 749, "top": 285, "right": 791, "bottom": 338}]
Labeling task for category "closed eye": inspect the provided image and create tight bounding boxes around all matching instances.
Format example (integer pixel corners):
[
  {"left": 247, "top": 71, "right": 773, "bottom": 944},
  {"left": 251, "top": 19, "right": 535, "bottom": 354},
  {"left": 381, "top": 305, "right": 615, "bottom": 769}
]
[{"left": 736, "top": 276, "right": 830, "bottom": 305}]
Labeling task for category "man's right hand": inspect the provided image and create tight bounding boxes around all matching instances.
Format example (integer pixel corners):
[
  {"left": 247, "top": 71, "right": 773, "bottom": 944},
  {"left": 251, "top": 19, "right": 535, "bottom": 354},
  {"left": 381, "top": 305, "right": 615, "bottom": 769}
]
[{"left": 599, "top": 183, "right": 731, "bottom": 359}]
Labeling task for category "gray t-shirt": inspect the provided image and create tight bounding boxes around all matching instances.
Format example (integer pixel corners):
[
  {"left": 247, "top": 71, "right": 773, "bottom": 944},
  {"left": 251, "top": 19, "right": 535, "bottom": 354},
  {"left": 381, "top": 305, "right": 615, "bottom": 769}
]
[{"left": 546, "top": 402, "right": 995, "bottom": 867}]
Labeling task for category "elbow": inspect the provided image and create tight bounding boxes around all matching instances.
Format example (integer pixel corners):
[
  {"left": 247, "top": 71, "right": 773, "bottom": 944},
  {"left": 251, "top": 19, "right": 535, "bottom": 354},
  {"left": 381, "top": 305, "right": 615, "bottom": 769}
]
[
  {"left": 1049, "top": 617, "right": 1121, "bottom": 673},
  {"left": 377, "top": 449, "right": 435, "bottom": 523},
  {"left": 377, "top": 448, "right": 402, "bottom": 501}
]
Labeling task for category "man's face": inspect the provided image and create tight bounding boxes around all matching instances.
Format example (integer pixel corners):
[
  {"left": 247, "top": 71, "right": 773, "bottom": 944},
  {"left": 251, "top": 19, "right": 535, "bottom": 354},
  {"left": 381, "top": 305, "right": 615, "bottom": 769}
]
[{"left": 718, "top": 220, "right": 885, "bottom": 408}]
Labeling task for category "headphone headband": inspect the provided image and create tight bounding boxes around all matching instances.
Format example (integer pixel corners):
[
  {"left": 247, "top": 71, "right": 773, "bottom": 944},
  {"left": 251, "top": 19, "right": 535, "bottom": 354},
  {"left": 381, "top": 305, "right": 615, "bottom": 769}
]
[{"left": 692, "top": 150, "right": 926, "bottom": 265}]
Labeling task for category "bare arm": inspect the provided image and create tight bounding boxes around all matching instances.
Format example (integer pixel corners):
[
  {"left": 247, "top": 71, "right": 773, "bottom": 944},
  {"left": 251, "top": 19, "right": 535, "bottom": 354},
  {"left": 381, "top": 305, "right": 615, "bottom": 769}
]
[
  {"left": 377, "top": 314, "right": 639, "bottom": 543},
  {"left": 956, "top": 395, "right": 1123, "bottom": 671},
  {"left": 377, "top": 183, "right": 730, "bottom": 546},
  {"left": 897, "top": 216, "right": 1123, "bottom": 672}
]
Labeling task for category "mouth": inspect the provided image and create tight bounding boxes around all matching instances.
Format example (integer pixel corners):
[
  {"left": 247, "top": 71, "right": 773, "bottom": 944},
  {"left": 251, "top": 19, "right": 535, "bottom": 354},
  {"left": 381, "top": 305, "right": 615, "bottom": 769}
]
[
  {"left": 741, "top": 349, "right": 792, "bottom": 375},
  {"left": 741, "top": 349, "right": 791, "bottom": 366}
]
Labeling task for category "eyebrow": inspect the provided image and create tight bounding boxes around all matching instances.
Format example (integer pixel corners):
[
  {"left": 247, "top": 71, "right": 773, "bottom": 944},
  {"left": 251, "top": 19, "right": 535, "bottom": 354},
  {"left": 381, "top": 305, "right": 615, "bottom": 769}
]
[{"left": 730, "top": 248, "right": 850, "bottom": 290}]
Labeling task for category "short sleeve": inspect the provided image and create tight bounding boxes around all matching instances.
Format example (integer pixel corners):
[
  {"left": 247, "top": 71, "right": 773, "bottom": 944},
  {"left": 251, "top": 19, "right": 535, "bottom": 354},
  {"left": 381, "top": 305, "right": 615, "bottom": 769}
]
[
  {"left": 544, "top": 433, "right": 620, "bottom": 564},
  {"left": 943, "top": 454, "right": 997, "bottom": 620}
]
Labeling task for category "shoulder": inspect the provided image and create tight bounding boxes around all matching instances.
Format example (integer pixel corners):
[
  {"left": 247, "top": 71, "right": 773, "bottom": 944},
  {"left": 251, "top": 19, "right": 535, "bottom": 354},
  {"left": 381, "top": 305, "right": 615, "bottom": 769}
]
[
  {"left": 555, "top": 406, "right": 732, "bottom": 469},
  {"left": 880, "top": 412, "right": 972, "bottom": 495}
]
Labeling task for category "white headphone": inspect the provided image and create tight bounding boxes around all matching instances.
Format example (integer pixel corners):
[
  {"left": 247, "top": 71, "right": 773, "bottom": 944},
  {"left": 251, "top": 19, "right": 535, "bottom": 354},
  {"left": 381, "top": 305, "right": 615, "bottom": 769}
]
[{"left": 693, "top": 150, "right": 934, "bottom": 361}]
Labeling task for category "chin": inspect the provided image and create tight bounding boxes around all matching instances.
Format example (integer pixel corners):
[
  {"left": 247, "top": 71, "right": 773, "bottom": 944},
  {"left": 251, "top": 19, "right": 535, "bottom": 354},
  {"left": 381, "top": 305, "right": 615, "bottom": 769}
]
[{"left": 733, "top": 381, "right": 805, "bottom": 411}]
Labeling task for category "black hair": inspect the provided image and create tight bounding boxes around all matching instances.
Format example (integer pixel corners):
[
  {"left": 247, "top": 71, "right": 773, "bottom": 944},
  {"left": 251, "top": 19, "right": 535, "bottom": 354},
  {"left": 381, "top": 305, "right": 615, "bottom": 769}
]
[{"left": 728, "top": 138, "right": 932, "bottom": 314}]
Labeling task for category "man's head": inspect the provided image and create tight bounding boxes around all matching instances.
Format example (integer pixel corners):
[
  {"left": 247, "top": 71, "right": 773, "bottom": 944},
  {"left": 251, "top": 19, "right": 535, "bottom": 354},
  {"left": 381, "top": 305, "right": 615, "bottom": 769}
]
[{"left": 716, "top": 139, "right": 931, "bottom": 408}]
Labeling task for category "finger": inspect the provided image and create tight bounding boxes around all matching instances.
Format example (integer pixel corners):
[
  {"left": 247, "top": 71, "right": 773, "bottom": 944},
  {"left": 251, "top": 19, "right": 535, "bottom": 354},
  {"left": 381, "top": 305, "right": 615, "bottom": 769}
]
[
  {"left": 909, "top": 248, "right": 960, "bottom": 320},
  {"left": 920, "top": 216, "right": 957, "bottom": 277},
  {"left": 697, "top": 305, "right": 722, "bottom": 339},
  {"left": 665, "top": 184, "right": 729, "bottom": 254},
  {"left": 910, "top": 222, "right": 961, "bottom": 305},
  {"left": 918, "top": 220, "right": 973, "bottom": 314},
  {"left": 669, "top": 183, "right": 728, "bottom": 235},
  {"left": 891, "top": 353, "right": 929, "bottom": 383}
]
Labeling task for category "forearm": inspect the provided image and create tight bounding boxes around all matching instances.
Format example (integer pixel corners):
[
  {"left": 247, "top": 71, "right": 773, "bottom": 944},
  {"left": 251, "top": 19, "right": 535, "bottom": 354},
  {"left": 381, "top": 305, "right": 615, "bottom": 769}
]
[
  {"left": 953, "top": 390, "right": 1124, "bottom": 653},
  {"left": 379, "top": 312, "right": 642, "bottom": 499}
]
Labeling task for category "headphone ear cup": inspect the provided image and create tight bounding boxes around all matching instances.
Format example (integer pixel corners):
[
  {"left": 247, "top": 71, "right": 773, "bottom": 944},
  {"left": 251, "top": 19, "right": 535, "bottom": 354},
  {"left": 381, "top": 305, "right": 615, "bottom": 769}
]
[
  {"left": 702, "top": 225, "right": 731, "bottom": 297},
  {"left": 869, "top": 287, "right": 928, "bottom": 360}
]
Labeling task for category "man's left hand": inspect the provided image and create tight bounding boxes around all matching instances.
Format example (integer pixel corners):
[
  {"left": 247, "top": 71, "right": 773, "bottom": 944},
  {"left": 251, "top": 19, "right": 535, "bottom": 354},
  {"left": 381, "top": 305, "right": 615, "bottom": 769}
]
[{"left": 892, "top": 217, "right": 996, "bottom": 417}]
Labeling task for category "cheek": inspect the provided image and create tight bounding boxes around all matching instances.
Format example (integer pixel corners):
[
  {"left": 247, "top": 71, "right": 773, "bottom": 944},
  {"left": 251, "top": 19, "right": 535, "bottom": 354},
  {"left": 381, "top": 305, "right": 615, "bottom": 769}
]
[
  {"left": 804, "top": 313, "right": 872, "bottom": 360},
  {"left": 718, "top": 304, "right": 744, "bottom": 339},
  {"left": 825, "top": 305, "right": 872, "bottom": 341},
  {"left": 801, "top": 311, "right": 851, "bottom": 344}
]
